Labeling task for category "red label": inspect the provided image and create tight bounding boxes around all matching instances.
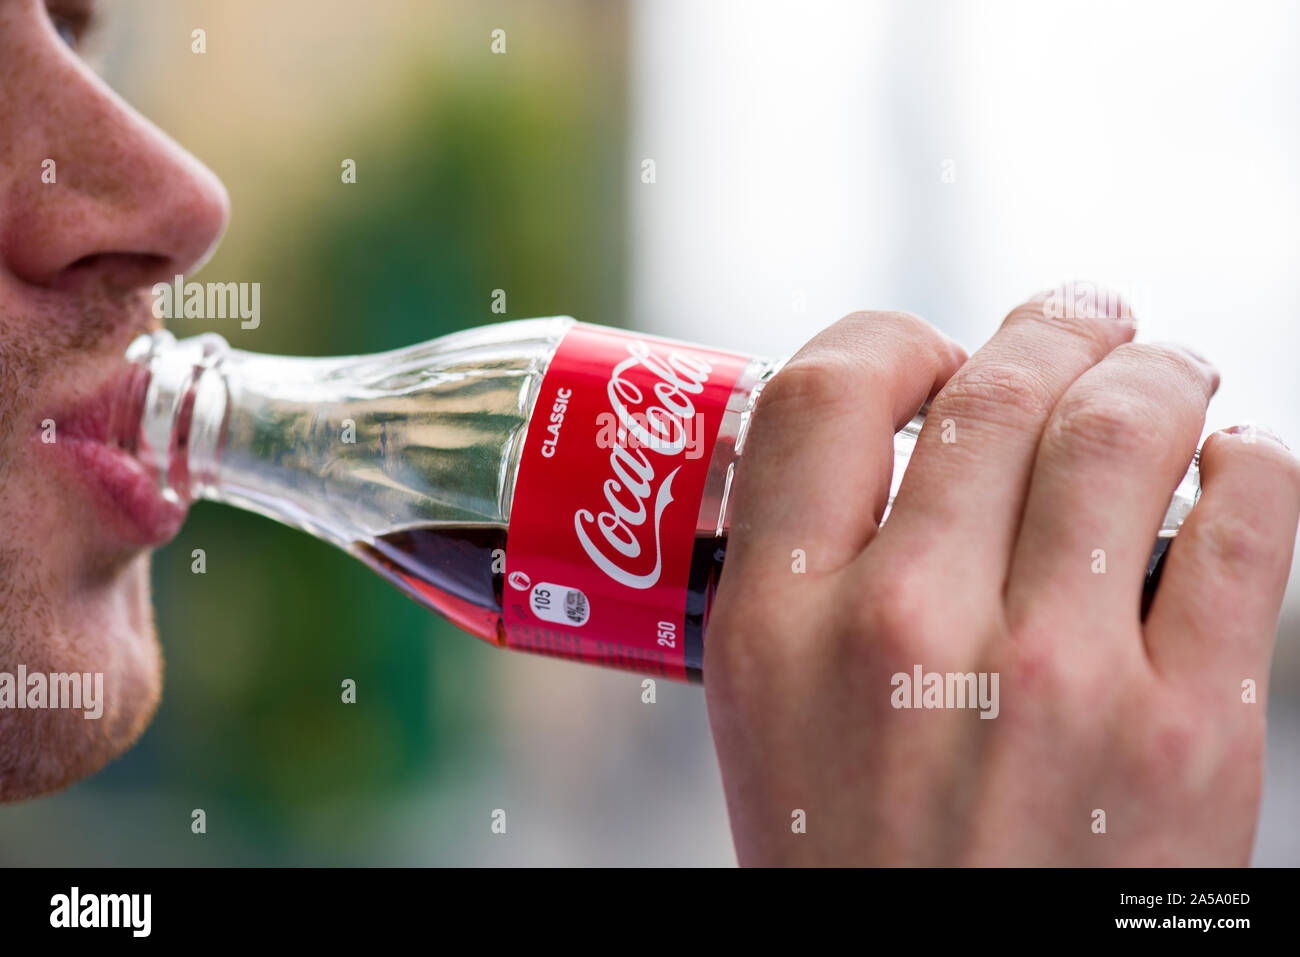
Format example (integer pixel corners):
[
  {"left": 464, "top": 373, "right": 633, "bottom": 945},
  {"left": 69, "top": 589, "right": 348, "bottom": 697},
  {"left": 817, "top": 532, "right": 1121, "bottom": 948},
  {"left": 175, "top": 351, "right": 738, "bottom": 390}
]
[{"left": 503, "top": 323, "right": 749, "bottom": 680}]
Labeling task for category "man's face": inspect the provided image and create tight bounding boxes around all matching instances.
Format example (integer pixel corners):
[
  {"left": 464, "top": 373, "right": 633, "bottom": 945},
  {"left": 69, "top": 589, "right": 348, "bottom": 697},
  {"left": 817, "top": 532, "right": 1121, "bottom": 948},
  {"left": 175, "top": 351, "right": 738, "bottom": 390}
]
[{"left": 0, "top": 0, "right": 226, "bottom": 800}]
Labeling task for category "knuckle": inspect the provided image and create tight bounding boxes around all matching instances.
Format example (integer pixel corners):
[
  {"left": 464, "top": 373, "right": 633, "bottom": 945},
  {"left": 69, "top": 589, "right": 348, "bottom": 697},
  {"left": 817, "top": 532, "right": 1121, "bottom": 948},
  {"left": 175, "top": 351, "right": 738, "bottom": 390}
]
[
  {"left": 851, "top": 565, "right": 946, "bottom": 664},
  {"left": 1115, "top": 342, "right": 1206, "bottom": 386},
  {"left": 1143, "top": 718, "right": 1200, "bottom": 779},
  {"left": 759, "top": 354, "right": 862, "bottom": 419},
  {"left": 1006, "top": 299, "right": 1117, "bottom": 357},
  {"left": 854, "top": 572, "right": 916, "bottom": 641},
  {"left": 934, "top": 360, "right": 1055, "bottom": 426},
  {"left": 704, "top": 593, "right": 804, "bottom": 686},
  {"left": 1126, "top": 699, "right": 1210, "bottom": 786},
  {"left": 1003, "top": 634, "right": 1066, "bottom": 696},
  {"left": 1006, "top": 638, "right": 1072, "bottom": 701},
  {"left": 830, "top": 310, "right": 946, "bottom": 363},
  {"left": 1220, "top": 434, "right": 1300, "bottom": 498},
  {"left": 1044, "top": 390, "right": 1156, "bottom": 461},
  {"left": 839, "top": 309, "right": 927, "bottom": 337},
  {"left": 1005, "top": 633, "right": 1115, "bottom": 712},
  {"left": 868, "top": 309, "right": 930, "bottom": 339},
  {"left": 1183, "top": 507, "right": 1284, "bottom": 579}
]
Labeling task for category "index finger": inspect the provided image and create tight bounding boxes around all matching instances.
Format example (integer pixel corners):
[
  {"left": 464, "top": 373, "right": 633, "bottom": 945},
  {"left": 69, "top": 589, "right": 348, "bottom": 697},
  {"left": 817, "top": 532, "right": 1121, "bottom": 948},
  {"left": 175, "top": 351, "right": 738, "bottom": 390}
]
[{"left": 724, "top": 310, "right": 966, "bottom": 580}]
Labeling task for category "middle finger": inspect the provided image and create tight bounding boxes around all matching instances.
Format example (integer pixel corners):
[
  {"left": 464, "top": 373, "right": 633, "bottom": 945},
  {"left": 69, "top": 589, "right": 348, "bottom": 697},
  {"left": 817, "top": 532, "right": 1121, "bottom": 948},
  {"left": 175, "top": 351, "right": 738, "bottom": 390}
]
[{"left": 868, "top": 284, "right": 1136, "bottom": 623}]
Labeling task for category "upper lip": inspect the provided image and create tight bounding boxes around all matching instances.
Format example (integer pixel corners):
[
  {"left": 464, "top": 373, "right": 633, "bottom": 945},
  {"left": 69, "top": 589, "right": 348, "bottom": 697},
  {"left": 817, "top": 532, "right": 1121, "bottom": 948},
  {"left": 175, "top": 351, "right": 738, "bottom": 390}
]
[
  {"left": 46, "top": 367, "right": 149, "bottom": 451},
  {"left": 36, "top": 362, "right": 188, "bottom": 546}
]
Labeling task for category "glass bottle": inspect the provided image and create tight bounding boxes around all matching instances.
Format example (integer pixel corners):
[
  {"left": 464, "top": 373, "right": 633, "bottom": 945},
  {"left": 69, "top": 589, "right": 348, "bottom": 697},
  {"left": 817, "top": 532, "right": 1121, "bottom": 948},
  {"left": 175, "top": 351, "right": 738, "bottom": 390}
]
[{"left": 123, "top": 318, "right": 1199, "bottom": 681}]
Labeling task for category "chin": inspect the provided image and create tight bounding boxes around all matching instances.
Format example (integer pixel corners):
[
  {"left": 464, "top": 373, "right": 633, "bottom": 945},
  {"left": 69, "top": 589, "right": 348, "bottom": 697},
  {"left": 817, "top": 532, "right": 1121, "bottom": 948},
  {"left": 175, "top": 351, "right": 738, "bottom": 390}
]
[{"left": 0, "top": 546, "right": 163, "bottom": 803}]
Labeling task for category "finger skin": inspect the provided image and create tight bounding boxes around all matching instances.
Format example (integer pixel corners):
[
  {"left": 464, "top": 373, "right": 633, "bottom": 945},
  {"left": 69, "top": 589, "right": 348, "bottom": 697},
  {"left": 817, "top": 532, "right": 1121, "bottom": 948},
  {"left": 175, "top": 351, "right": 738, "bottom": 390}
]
[
  {"left": 722, "top": 310, "right": 965, "bottom": 580},
  {"left": 1005, "top": 342, "right": 1218, "bottom": 638},
  {"left": 1144, "top": 428, "right": 1300, "bottom": 692},
  {"left": 703, "top": 296, "right": 1287, "bottom": 866},
  {"left": 873, "top": 285, "right": 1136, "bottom": 623}
]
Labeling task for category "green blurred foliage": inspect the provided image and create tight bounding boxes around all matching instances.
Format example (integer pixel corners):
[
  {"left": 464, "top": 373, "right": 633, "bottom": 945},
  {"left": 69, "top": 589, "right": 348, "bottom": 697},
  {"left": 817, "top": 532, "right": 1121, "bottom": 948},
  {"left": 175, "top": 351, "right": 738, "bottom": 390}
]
[{"left": 89, "top": 34, "right": 627, "bottom": 859}]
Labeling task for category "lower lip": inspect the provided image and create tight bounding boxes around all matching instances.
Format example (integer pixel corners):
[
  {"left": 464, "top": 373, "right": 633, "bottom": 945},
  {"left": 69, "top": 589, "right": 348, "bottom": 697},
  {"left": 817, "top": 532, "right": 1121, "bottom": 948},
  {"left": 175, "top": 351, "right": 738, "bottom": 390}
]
[{"left": 43, "top": 436, "right": 188, "bottom": 546}]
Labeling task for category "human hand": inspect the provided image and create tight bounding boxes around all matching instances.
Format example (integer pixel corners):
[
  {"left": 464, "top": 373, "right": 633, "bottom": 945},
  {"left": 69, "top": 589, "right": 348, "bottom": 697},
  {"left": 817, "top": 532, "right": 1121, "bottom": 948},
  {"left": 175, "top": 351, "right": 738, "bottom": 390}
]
[{"left": 705, "top": 289, "right": 1300, "bottom": 865}]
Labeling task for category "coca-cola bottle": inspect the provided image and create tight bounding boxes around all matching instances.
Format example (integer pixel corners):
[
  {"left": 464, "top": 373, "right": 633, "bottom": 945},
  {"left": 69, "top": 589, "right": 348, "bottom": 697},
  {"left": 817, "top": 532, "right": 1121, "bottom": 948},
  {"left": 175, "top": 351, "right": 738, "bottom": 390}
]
[{"left": 122, "top": 318, "right": 1200, "bottom": 682}]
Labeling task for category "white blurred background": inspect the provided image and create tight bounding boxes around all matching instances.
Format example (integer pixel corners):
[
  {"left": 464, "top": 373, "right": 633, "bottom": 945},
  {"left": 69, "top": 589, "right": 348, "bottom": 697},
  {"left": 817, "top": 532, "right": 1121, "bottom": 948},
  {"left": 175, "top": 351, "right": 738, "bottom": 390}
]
[{"left": 628, "top": 0, "right": 1300, "bottom": 864}]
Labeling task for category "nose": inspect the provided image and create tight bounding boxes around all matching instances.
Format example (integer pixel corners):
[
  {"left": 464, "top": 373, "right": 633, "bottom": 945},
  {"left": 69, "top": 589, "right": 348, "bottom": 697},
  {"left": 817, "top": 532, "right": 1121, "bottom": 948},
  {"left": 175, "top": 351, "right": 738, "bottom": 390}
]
[{"left": 0, "top": 38, "right": 229, "bottom": 295}]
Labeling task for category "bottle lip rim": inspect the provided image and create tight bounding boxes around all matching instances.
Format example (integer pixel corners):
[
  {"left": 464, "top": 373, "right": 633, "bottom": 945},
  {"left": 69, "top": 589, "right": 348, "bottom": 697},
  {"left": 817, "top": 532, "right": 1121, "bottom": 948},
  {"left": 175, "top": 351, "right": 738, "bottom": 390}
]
[
  {"left": 126, "top": 329, "right": 232, "bottom": 366},
  {"left": 125, "top": 329, "right": 173, "bottom": 365},
  {"left": 124, "top": 330, "right": 235, "bottom": 507}
]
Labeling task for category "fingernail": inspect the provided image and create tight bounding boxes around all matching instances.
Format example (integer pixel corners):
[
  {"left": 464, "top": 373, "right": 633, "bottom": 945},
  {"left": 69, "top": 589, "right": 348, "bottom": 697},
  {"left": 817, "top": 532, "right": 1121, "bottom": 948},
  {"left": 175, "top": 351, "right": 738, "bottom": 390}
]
[
  {"left": 1224, "top": 424, "right": 1290, "bottom": 450},
  {"left": 1035, "top": 280, "right": 1135, "bottom": 323},
  {"left": 1182, "top": 344, "right": 1219, "bottom": 388},
  {"left": 1174, "top": 343, "right": 1212, "bottom": 365},
  {"left": 1156, "top": 342, "right": 1219, "bottom": 388}
]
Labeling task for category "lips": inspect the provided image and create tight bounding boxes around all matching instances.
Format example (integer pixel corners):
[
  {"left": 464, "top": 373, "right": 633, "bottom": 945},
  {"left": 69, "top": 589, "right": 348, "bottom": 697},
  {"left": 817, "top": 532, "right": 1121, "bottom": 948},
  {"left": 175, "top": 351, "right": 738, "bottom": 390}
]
[{"left": 37, "top": 370, "right": 189, "bottom": 546}]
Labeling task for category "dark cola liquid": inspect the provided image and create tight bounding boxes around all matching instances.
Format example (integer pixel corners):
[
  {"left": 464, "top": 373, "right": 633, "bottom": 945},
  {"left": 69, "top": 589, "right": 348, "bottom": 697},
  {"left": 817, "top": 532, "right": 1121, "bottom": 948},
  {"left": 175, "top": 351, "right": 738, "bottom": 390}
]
[
  {"left": 356, "top": 525, "right": 1166, "bottom": 678},
  {"left": 353, "top": 524, "right": 726, "bottom": 682}
]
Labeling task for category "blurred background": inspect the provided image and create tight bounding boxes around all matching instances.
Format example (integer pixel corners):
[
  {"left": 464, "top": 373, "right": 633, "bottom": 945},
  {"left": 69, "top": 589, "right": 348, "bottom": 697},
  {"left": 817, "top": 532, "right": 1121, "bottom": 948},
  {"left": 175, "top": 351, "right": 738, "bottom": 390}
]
[{"left": 1, "top": 0, "right": 1298, "bottom": 864}]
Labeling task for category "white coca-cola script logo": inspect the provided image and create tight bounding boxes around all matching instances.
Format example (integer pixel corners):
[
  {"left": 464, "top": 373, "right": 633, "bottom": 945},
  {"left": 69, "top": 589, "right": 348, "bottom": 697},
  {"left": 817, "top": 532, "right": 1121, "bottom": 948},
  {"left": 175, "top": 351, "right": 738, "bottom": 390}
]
[{"left": 574, "top": 340, "right": 713, "bottom": 589}]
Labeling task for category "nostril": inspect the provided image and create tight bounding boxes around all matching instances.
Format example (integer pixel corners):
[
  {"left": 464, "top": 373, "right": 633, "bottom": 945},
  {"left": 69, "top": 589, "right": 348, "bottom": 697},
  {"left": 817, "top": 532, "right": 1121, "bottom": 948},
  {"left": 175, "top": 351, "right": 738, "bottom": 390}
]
[{"left": 54, "top": 251, "right": 173, "bottom": 291}]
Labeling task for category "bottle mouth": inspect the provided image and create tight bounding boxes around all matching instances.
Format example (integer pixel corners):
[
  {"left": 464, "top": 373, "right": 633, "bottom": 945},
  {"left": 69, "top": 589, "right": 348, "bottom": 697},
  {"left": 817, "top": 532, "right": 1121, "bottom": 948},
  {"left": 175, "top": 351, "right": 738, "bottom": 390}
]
[
  {"left": 101, "top": 356, "right": 151, "bottom": 457},
  {"left": 123, "top": 330, "right": 232, "bottom": 504}
]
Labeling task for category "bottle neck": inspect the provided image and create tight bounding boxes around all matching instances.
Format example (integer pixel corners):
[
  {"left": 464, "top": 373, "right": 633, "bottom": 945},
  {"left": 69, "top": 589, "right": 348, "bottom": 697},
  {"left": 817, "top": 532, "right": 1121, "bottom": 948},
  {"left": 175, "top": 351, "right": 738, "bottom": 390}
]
[
  {"left": 126, "top": 329, "right": 232, "bottom": 508},
  {"left": 126, "top": 318, "right": 573, "bottom": 548},
  {"left": 130, "top": 329, "right": 369, "bottom": 545}
]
